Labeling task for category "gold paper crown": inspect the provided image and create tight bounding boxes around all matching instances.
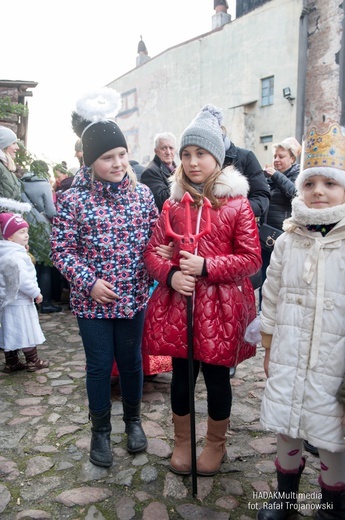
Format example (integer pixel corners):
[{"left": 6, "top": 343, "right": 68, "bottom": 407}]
[{"left": 303, "top": 123, "right": 345, "bottom": 172}]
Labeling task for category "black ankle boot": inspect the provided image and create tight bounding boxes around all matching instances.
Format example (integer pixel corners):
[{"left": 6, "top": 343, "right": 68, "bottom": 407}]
[
  {"left": 37, "top": 265, "right": 62, "bottom": 313},
  {"left": 314, "top": 482, "right": 345, "bottom": 520},
  {"left": 89, "top": 408, "right": 113, "bottom": 467},
  {"left": 256, "top": 458, "right": 305, "bottom": 520},
  {"left": 41, "top": 302, "right": 62, "bottom": 314},
  {"left": 3, "top": 350, "right": 26, "bottom": 373},
  {"left": 122, "top": 400, "right": 147, "bottom": 454},
  {"left": 303, "top": 439, "right": 319, "bottom": 456}
]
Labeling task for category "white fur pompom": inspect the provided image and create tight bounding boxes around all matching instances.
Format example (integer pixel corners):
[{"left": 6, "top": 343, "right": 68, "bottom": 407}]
[
  {"left": 75, "top": 88, "right": 122, "bottom": 123},
  {"left": 201, "top": 104, "right": 224, "bottom": 126}
]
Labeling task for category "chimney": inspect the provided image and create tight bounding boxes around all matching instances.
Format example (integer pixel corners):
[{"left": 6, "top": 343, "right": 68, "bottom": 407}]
[
  {"left": 212, "top": 1, "right": 231, "bottom": 30},
  {"left": 136, "top": 36, "right": 151, "bottom": 67}
]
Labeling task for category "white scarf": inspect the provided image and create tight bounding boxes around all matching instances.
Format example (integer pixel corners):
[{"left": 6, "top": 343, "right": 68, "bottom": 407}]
[{"left": 285, "top": 197, "right": 345, "bottom": 228}]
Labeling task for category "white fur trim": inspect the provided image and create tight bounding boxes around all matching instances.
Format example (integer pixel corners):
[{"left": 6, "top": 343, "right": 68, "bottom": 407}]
[
  {"left": 213, "top": 167, "right": 249, "bottom": 198},
  {"left": 296, "top": 167, "right": 345, "bottom": 193},
  {"left": 170, "top": 166, "right": 249, "bottom": 201},
  {"left": 288, "top": 196, "right": 345, "bottom": 226},
  {"left": 0, "top": 197, "right": 32, "bottom": 214}
]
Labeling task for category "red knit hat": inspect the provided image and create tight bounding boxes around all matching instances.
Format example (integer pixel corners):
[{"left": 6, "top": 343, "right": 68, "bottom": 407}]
[{"left": 0, "top": 213, "right": 29, "bottom": 239}]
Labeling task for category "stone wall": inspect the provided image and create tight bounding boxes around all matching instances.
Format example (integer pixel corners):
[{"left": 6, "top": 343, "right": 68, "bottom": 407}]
[{"left": 305, "top": 0, "right": 344, "bottom": 131}]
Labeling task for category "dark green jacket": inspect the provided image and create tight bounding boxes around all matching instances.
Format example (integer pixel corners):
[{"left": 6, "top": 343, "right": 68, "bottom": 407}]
[{"left": 0, "top": 160, "right": 22, "bottom": 201}]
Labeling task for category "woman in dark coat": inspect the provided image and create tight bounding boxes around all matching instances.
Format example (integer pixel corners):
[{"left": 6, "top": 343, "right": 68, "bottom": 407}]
[{"left": 261, "top": 137, "right": 302, "bottom": 287}]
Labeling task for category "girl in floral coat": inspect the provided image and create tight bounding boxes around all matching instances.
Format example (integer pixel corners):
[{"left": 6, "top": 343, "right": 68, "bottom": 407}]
[
  {"left": 143, "top": 105, "right": 262, "bottom": 476},
  {"left": 51, "top": 89, "right": 159, "bottom": 469}
]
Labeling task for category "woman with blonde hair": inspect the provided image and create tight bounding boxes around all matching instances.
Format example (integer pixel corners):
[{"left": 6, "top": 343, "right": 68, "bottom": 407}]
[
  {"left": 0, "top": 126, "right": 21, "bottom": 201},
  {"left": 260, "top": 137, "right": 302, "bottom": 288}
]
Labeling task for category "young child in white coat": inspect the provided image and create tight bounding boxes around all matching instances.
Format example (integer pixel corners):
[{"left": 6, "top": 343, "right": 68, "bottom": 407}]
[
  {"left": 0, "top": 212, "right": 49, "bottom": 372},
  {"left": 258, "top": 123, "right": 345, "bottom": 519}
]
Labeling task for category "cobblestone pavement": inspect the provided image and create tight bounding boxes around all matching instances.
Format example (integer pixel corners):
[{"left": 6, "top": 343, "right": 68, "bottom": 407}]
[{"left": 0, "top": 307, "right": 320, "bottom": 520}]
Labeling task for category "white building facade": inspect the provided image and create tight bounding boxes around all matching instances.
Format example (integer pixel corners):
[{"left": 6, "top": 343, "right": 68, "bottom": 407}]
[{"left": 107, "top": 0, "right": 343, "bottom": 168}]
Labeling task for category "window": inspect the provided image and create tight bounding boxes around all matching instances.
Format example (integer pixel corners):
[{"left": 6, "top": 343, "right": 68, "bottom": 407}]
[
  {"left": 260, "top": 135, "right": 273, "bottom": 144},
  {"left": 260, "top": 134, "right": 273, "bottom": 151},
  {"left": 261, "top": 77, "right": 274, "bottom": 106},
  {"left": 117, "top": 88, "right": 139, "bottom": 118}
]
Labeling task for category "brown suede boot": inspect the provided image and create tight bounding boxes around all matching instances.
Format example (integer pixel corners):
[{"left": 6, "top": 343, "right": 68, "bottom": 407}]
[
  {"left": 3, "top": 350, "right": 26, "bottom": 373},
  {"left": 196, "top": 417, "right": 229, "bottom": 476},
  {"left": 23, "top": 347, "right": 49, "bottom": 372},
  {"left": 169, "top": 413, "right": 191, "bottom": 475}
]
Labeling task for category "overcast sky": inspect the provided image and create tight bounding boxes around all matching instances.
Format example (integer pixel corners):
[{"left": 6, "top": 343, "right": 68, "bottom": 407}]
[{"left": 2, "top": 0, "right": 236, "bottom": 169}]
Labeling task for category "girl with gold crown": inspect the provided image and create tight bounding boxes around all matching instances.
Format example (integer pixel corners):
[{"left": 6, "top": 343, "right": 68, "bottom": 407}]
[{"left": 258, "top": 123, "right": 345, "bottom": 519}]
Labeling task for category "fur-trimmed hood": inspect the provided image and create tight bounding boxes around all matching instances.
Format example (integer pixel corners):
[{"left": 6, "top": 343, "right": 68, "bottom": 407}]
[
  {"left": 283, "top": 196, "right": 345, "bottom": 232},
  {"left": 170, "top": 165, "right": 250, "bottom": 201},
  {"left": 0, "top": 197, "right": 31, "bottom": 214}
]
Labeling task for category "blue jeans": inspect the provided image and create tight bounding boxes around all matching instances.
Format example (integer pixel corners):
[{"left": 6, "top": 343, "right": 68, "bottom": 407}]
[{"left": 77, "top": 310, "right": 145, "bottom": 414}]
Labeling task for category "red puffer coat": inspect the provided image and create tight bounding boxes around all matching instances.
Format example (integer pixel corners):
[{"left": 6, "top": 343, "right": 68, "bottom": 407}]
[{"left": 143, "top": 167, "right": 262, "bottom": 367}]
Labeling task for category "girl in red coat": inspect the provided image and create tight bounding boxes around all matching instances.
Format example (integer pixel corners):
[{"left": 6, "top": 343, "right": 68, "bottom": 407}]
[{"left": 143, "top": 105, "right": 262, "bottom": 476}]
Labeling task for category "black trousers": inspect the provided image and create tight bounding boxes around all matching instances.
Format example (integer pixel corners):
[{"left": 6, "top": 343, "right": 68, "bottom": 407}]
[{"left": 171, "top": 357, "right": 232, "bottom": 421}]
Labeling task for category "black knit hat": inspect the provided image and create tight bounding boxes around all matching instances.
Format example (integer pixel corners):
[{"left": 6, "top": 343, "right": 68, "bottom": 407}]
[
  {"left": 71, "top": 88, "right": 127, "bottom": 167},
  {"left": 81, "top": 121, "right": 127, "bottom": 167}
]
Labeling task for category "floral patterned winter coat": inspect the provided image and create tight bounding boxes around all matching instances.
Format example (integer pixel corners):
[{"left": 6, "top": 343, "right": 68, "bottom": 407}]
[
  {"left": 50, "top": 168, "right": 158, "bottom": 319},
  {"left": 142, "top": 166, "right": 262, "bottom": 367}
]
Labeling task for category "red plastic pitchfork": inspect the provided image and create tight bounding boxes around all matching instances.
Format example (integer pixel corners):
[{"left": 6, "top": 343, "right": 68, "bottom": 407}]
[{"left": 163, "top": 192, "right": 212, "bottom": 497}]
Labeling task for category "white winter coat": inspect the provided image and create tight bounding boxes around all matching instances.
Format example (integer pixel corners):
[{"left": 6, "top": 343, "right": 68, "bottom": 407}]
[
  {"left": 260, "top": 197, "right": 345, "bottom": 453},
  {"left": 0, "top": 240, "right": 45, "bottom": 350}
]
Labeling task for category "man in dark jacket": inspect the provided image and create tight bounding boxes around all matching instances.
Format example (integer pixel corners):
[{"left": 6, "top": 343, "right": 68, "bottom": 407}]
[
  {"left": 141, "top": 132, "right": 177, "bottom": 212},
  {"left": 224, "top": 139, "right": 270, "bottom": 378},
  {"left": 223, "top": 138, "right": 270, "bottom": 295},
  {"left": 129, "top": 160, "right": 145, "bottom": 181},
  {"left": 223, "top": 140, "right": 270, "bottom": 219}
]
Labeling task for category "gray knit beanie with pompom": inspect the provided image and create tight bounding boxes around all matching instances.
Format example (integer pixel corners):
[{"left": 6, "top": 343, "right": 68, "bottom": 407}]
[{"left": 179, "top": 104, "right": 225, "bottom": 166}]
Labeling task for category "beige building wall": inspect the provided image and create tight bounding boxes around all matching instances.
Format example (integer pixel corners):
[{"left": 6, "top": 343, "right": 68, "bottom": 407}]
[{"left": 107, "top": 0, "right": 303, "bottom": 168}]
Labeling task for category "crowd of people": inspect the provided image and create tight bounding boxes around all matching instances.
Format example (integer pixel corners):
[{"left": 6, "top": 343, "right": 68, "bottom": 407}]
[{"left": 0, "top": 89, "right": 344, "bottom": 517}]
